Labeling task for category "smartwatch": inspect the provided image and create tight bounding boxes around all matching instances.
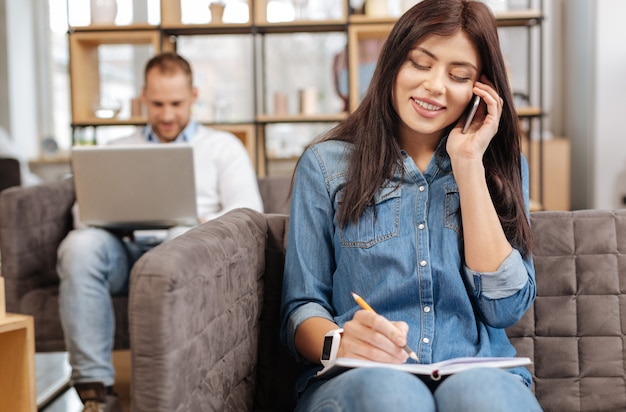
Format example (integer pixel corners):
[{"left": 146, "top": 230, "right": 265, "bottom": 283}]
[{"left": 321, "top": 328, "right": 343, "bottom": 367}]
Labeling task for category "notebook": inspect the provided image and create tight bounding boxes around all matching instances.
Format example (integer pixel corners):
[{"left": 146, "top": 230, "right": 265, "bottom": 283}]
[{"left": 71, "top": 144, "right": 198, "bottom": 230}]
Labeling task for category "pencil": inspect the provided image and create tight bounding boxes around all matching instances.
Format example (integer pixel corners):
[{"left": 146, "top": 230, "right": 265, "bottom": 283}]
[{"left": 351, "top": 292, "right": 419, "bottom": 361}]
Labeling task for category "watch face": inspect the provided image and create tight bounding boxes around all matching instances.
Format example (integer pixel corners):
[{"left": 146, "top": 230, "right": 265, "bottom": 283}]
[{"left": 322, "top": 335, "right": 334, "bottom": 360}]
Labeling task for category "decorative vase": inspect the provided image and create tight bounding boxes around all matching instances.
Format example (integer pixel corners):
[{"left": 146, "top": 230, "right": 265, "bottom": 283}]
[
  {"left": 364, "top": 0, "right": 388, "bottom": 18},
  {"left": 209, "top": 1, "right": 226, "bottom": 24},
  {"left": 350, "top": 0, "right": 366, "bottom": 14},
  {"left": 90, "top": 0, "right": 118, "bottom": 25}
]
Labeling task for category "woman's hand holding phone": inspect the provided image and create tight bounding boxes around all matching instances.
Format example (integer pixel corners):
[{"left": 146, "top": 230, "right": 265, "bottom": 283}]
[{"left": 448, "top": 77, "right": 503, "bottom": 163}]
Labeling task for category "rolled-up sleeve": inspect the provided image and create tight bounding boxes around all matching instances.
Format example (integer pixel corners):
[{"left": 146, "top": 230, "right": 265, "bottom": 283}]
[
  {"left": 463, "top": 248, "right": 528, "bottom": 299},
  {"left": 461, "top": 154, "right": 536, "bottom": 328}
]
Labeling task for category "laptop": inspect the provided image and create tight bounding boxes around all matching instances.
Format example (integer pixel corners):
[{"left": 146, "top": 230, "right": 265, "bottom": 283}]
[{"left": 71, "top": 144, "right": 198, "bottom": 230}]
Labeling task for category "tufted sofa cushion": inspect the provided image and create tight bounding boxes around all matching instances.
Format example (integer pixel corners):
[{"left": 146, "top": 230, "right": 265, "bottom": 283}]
[{"left": 507, "top": 209, "right": 626, "bottom": 412}]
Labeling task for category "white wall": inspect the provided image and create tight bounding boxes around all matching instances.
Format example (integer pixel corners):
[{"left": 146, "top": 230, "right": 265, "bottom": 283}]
[
  {"left": 563, "top": 0, "right": 626, "bottom": 210},
  {"left": 562, "top": 0, "right": 594, "bottom": 209},
  {"left": 0, "top": 0, "right": 11, "bottom": 130},
  {"left": 593, "top": 0, "right": 626, "bottom": 209},
  {"left": 0, "top": 0, "right": 39, "bottom": 159}
]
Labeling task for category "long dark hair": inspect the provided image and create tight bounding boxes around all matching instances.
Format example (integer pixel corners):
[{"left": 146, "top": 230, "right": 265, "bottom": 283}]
[{"left": 298, "top": 0, "right": 532, "bottom": 254}]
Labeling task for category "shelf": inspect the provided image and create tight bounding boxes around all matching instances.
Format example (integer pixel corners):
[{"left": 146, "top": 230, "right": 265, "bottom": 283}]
[
  {"left": 257, "top": 113, "right": 347, "bottom": 124},
  {"left": 65, "top": 108, "right": 543, "bottom": 129},
  {"left": 68, "top": 30, "right": 162, "bottom": 45},
  {"left": 266, "top": 155, "right": 300, "bottom": 162},
  {"left": 162, "top": 21, "right": 349, "bottom": 35},
  {"left": 494, "top": 10, "right": 543, "bottom": 27},
  {"left": 71, "top": 117, "right": 148, "bottom": 127},
  {"left": 161, "top": 23, "right": 253, "bottom": 36},
  {"left": 255, "top": 21, "right": 347, "bottom": 34},
  {"left": 29, "top": 154, "right": 71, "bottom": 166},
  {"left": 348, "top": 15, "right": 396, "bottom": 25},
  {"left": 69, "top": 23, "right": 158, "bottom": 32},
  {"left": 261, "top": 109, "right": 541, "bottom": 124},
  {"left": 516, "top": 107, "right": 543, "bottom": 118},
  {"left": 348, "top": 10, "right": 543, "bottom": 27}
]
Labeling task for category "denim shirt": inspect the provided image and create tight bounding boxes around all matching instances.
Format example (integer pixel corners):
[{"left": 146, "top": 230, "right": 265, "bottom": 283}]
[{"left": 280, "top": 138, "right": 536, "bottom": 387}]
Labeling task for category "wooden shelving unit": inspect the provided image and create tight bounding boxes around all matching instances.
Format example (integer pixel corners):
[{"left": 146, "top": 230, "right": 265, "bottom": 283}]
[
  {"left": 67, "top": 0, "right": 546, "bottom": 179},
  {"left": 0, "top": 312, "right": 36, "bottom": 412},
  {"left": 68, "top": 29, "right": 161, "bottom": 125}
]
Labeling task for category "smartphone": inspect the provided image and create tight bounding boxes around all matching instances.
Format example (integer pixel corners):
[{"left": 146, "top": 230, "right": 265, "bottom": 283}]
[{"left": 461, "top": 95, "right": 481, "bottom": 134}]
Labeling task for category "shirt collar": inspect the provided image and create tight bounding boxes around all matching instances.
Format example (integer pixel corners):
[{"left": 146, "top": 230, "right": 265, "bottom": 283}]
[
  {"left": 399, "top": 134, "right": 452, "bottom": 183},
  {"left": 143, "top": 120, "right": 198, "bottom": 143}
]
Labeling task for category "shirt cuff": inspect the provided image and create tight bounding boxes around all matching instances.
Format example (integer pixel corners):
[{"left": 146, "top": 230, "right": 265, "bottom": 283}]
[
  {"left": 463, "top": 249, "right": 528, "bottom": 299},
  {"left": 286, "top": 302, "right": 334, "bottom": 359}
]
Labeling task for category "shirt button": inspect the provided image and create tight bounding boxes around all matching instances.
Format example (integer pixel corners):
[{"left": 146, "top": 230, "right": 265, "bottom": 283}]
[
  {"left": 418, "top": 223, "right": 425, "bottom": 230},
  {"left": 419, "top": 186, "right": 425, "bottom": 192},
  {"left": 423, "top": 306, "right": 431, "bottom": 313},
  {"left": 420, "top": 260, "right": 427, "bottom": 267},
  {"left": 423, "top": 337, "right": 430, "bottom": 344}
]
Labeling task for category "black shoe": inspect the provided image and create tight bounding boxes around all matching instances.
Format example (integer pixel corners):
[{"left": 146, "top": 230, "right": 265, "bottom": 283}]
[{"left": 74, "top": 382, "right": 122, "bottom": 412}]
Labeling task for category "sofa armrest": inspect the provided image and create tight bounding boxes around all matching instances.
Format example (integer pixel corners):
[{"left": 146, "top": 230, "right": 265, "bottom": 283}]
[
  {"left": 0, "top": 178, "right": 75, "bottom": 311},
  {"left": 129, "top": 208, "right": 269, "bottom": 412}
]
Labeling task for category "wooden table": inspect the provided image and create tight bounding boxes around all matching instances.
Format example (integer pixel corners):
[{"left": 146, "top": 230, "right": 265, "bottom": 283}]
[{"left": 0, "top": 313, "right": 36, "bottom": 412}]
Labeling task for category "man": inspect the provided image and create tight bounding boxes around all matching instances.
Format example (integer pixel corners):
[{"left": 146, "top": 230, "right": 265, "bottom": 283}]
[{"left": 57, "top": 52, "right": 263, "bottom": 412}]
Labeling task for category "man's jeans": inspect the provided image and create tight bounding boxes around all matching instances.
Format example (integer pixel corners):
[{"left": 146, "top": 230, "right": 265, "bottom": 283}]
[{"left": 57, "top": 227, "right": 151, "bottom": 386}]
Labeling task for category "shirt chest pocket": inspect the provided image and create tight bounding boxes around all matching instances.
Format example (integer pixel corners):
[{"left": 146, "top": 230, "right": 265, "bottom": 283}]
[
  {"left": 337, "top": 186, "right": 401, "bottom": 248},
  {"left": 444, "top": 184, "right": 462, "bottom": 236}
]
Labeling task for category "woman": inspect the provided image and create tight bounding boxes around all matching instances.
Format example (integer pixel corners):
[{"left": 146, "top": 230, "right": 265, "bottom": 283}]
[{"left": 280, "top": 0, "right": 542, "bottom": 410}]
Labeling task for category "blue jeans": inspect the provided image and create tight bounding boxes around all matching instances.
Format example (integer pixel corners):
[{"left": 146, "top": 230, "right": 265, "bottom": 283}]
[
  {"left": 57, "top": 227, "right": 152, "bottom": 386},
  {"left": 296, "top": 367, "right": 543, "bottom": 411}
]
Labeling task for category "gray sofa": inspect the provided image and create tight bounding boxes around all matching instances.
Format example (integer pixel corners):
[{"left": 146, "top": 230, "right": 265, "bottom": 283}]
[
  {"left": 0, "top": 176, "right": 291, "bottom": 353},
  {"left": 128, "top": 208, "right": 626, "bottom": 412},
  {"left": 2, "top": 177, "right": 626, "bottom": 411}
]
